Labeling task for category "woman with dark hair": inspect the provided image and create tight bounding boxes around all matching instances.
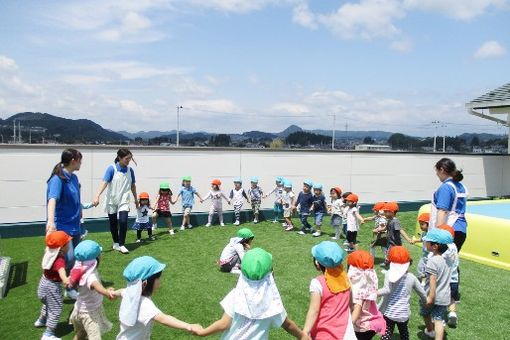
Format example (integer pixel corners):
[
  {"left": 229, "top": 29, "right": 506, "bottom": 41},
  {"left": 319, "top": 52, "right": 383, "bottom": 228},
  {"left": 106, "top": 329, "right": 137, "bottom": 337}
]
[
  {"left": 431, "top": 158, "right": 468, "bottom": 251},
  {"left": 93, "top": 148, "right": 138, "bottom": 254}
]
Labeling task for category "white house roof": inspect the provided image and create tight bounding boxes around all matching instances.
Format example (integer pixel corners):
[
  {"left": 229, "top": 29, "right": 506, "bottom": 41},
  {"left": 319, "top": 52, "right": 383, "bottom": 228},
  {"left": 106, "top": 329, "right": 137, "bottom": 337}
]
[{"left": 466, "top": 83, "right": 510, "bottom": 109}]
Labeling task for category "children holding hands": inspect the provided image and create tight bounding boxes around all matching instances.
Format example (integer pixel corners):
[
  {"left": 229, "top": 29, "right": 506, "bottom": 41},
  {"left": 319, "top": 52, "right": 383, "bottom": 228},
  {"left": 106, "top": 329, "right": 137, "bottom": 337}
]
[
  {"left": 309, "top": 183, "right": 327, "bottom": 237},
  {"left": 203, "top": 179, "right": 231, "bottom": 227},
  {"left": 229, "top": 178, "right": 250, "bottom": 226},
  {"left": 328, "top": 187, "right": 343, "bottom": 240},
  {"left": 151, "top": 182, "right": 175, "bottom": 234}
]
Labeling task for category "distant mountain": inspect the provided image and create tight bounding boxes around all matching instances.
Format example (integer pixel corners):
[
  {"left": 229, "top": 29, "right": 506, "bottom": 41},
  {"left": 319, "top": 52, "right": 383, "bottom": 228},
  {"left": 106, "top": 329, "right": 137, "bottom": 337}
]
[
  {"left": 311, "top": 129, "right": 393, "bottom": 141},
  {"left": 1, "top": 112, "right": 128, "bottom": 144},
  {"left": 242, "top": 131, "right": 277, "bottom": 140},
  {"left": 278, "top": 125, "right": 303, "bottom": 138},
  {"left": 457, "top": 132, "right": 506, "bottom": 143}
]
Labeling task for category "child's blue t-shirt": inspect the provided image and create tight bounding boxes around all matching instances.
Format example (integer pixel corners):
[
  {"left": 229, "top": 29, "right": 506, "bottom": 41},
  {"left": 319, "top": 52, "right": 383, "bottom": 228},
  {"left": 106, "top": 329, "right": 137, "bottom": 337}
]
[
  {"left": 296, "top": 192, "right": 313, "bottom": 213},
  {"left": 47, "top": 171, "right": 81, "bottom": 236},
  {"left": 311, "top": 194, "right": 327, "bottom": 213},
  {"left": 433, "top": 179, "right": 467, "bottom": 233},
  {"left": 179, "top": 186, "right": 197, "bottom": 207},
  {"left": 102, "top": 163, "right": 136, "bottom": 183}
]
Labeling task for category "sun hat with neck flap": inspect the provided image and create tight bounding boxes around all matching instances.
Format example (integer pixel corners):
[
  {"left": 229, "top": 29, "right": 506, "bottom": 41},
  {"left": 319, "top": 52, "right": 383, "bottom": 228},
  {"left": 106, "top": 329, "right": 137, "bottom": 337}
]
[
  {"left": 387, "top": 246, "right": 411, "bottom": 282},
  {"left": 312, "top": 241, "right": 350, "bottom": 293},
  {"left": 241, "top": 248, "right": 272, "bottom": 281}
]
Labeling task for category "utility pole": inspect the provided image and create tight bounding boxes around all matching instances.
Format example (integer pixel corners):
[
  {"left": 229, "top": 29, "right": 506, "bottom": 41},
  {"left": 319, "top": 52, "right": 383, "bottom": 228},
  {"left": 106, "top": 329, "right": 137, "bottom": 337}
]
[
  {"left": 176, "top": 105, "right": 183, "bottom": 147},
  {"left": 13, "top": 120, "right": 16, "bottom": 144},
  {"left": 331, "top": 114, "right": 336, "bottom": 150},
  {"left": 18, "top": 120, "right": 21, "bottom": 143},
  {"left": 442, "top": 123, "right": 447, "bottom": 152},
  {"left": 431, "top": 120, "right": 440, "bottom": 152}
]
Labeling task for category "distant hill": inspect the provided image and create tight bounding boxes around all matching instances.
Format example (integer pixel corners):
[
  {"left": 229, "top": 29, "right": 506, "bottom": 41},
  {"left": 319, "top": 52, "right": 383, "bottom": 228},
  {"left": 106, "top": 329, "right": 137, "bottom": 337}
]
[
  {"left": 1, "top": 112, "right": 129, "bottom": 144},
  {"left": 457, "top": 132, "right": 506, "bottom": 143},
  {"left": 278, "top": 125, "right": 303, "bottom": 138},
  {"left": 242, "top": 131, "right": 277, "bottom": 140}
]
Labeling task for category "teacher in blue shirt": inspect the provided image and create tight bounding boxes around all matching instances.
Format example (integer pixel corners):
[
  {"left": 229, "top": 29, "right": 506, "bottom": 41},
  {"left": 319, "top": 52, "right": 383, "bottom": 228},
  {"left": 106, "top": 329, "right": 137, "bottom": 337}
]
[{"left": 430, "top": 158, "right": 468, "bottom": 251}]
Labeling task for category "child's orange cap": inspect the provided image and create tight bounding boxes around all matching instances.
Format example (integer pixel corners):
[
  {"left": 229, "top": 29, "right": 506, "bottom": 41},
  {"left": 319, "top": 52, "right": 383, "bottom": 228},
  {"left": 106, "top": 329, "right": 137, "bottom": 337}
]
[
  {"left": 139, "top": 192, "right": 149, "bottom": 200},
  {"left": 45, "top": 231, "right": 72, "bottom": 249},
  {"left": 373, "top": 201, "right": 385, "bottom": 211},
  {"left": 437, "top": 224, "right": 455, "bottom": 238},
  {"left": 211, "top": 179, "right": 221, "bottom": 186},
  {"left": 417, "top": 212, "right": 430, "bottom": 223},
  {"left": 346, "top": 193, "right": 359, "bottom": 203},
  {"left": 383, "top": 201, "right": 399, "bottom": 213},
  {"left": 331, "top": 187, "right": 342, "bottom": 196},
  {"left": 387, "top": 246, "right": 410, "bottom": 264},
  {"left": 347, "top": 250, "right": 374, "bottom": 269}
]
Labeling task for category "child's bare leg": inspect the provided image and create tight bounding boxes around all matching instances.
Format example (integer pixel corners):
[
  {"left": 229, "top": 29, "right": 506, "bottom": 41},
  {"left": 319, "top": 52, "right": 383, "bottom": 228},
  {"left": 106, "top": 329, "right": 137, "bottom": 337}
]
[
  {"left": 434, "top": 319, "right": 444, "bottom": 339},
  {"left": 165, "top": 217, "right": 173, "bottom": 231},
  {"left": 152, "top": 212, "right": 158, "bottom": 226},
  {"left": 424, "top": 315, "right": 433, "bottom": 332}
]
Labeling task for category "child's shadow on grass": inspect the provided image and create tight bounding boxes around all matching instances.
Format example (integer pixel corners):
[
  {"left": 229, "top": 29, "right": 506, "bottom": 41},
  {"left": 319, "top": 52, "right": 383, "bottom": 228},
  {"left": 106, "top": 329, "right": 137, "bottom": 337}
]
[
  {"left": 4, "top": 261, "right": 28, "bottom": 297},
  {"left": 55, "top": 320, "right": 74, "bottom": 338}
]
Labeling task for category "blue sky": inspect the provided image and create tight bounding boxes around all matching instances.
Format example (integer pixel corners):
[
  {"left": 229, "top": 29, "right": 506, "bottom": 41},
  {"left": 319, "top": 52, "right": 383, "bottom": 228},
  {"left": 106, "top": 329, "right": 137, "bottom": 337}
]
[{"left": 0, "top": 0, "right": 509, "bottom": 136}]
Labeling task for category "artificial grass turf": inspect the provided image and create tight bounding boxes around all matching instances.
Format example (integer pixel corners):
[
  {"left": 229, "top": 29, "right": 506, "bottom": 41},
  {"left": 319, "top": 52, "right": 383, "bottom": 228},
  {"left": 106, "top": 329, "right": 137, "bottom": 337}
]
[{"left": 1, "top": 211, "right": 509, "bottom": 339}]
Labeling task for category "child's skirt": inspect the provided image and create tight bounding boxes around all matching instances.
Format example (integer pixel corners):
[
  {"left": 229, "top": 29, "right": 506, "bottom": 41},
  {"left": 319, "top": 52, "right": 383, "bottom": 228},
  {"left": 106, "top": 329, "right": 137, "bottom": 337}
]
[
  {"left": 70, "top": 305, "right": 113, "bottom": 339},
  {"left": 132, "top": 221, "right": 152, "bottom": 231}
]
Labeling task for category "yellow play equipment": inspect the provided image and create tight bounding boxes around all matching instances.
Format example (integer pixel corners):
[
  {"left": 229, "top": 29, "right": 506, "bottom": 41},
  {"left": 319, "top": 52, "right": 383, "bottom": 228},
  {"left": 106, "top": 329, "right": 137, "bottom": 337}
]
[{"left": 415, "top": 200, "right": 510, "bottom": 271}]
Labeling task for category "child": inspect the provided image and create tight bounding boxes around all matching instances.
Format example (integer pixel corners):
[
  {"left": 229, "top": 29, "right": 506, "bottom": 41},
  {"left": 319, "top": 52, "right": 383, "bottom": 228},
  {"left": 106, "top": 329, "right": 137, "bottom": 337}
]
[
  {"left": 345, "top": 194, "right": 364, "bottom": 251},
  {"left": 192, "top": 248, "right": 304, "bottom": 339},
  {"left": 347, "top": 250, "right": 386, "bottom": 340},
  {"left": 229, "top": 178, "right": 250, "bottom": 226},
  {"left": 436, "top": 224, "right": 460, "bottom": 328},
  {"left": 247, "top": 177, "right": 263, "bottom": 223},
  {"left": 420, "top": 228, "right": 453, "bottom": 340},
  {"left": 383, "top": 202, "right": 414, "bottom": 260},
  {"left": 264, "top": 176, "right": 285, "bottom": 223},
  {"left": 175, "top": 176, "right": 203, "bottom": 230},
  {"left": 203, "top": 179, "right": 231, "bottom": 227},
  {"left": 310, "top": 183, "right": 327, "bottom": 237},
  {"left": 70, "top": 240, "right": 117, "bottom": 340},
  {"left": 134, "top": 192, "right": 155, "bottom": 242},
  {"left": 151, "top": 182, "right": 175, "bottom": 234},
  {"left": 377, "top": 246, "right": 427, "bottom": 340},
  {"left": 302, "top": 241, "right": 356, "bottom": 339},
  {"left": 295, "top": 179, "right": 315, "bottom": 235},
  {"left": 218, "top": 228, "right": 254, "bottom": 274},
  {"left": 340, "top": 191, "right": 352, "bottom": 241},
  {"left": 282, "top": 180, "right": 296, "bottom": 231},
  {"left": 35, "top": 231, "right": 72, "bottom": 340},
  {"left": 416, "top": 212, "right": 431, "bottom": 282},
  {"left": 366, "top": 202, "right": 388, "bottom": 260},
  {"left": 328, "top": 187, "right": 343, "bottom": 240},
  {"left": 116, "top": 256, "right": 200, "bottom": 339}
]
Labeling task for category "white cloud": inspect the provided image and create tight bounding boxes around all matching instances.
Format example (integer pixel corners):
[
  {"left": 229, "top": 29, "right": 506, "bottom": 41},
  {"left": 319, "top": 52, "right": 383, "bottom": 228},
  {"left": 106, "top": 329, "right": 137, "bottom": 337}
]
[
  {"left": 390, "top": 38, "right": 413, "bottom": 52},
  {"left": 292, "top": 3, "right": 317, "bottom": 29},
  {"left": 306, "top": 90, "right": 354, "bottom": 104},
  {"left": 403, "top": 0, "right": 507, "bottom": 20},
  {"left": 187, "top": 0, "right": 285, "bottom": 13},
  {"left": 473, "top": 41, "right": 506, "bottom": 59},
  {"left": 0, "top": 56, "right": 18, "bottom": 71},
  {"left": 271, "top": 103, "right": 310, "bottom": 114},
  {"left": 182, "top": 99, "right": 241, "bottom": 113}
]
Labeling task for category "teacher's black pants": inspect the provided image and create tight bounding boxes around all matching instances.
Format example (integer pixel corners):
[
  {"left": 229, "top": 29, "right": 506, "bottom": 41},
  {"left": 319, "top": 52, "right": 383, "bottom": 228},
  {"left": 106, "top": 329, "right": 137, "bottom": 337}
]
[{"left": 108, "top": 211, "right": 128, "bottom": 246}]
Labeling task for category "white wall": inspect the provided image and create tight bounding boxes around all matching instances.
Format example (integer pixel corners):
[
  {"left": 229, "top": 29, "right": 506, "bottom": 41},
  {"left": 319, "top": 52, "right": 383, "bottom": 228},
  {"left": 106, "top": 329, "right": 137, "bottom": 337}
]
[{"left": 0, "top": 145, "right": 508, "bottom": 223}]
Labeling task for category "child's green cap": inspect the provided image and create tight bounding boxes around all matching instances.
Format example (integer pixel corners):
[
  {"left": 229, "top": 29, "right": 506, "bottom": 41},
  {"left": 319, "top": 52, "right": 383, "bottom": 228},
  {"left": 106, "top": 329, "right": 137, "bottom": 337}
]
[
  {"left": 241, "top": 248, "right": 272, "bottom": 281},
  {"left": 237, "top": 228, "right": 254, "bottom": 239}
]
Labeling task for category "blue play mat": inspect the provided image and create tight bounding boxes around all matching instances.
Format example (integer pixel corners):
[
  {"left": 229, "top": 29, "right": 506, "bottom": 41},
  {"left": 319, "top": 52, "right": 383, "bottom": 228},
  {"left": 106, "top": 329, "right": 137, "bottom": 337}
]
[{"left": 468, "top": 203, "right": 510, "bottom": 220}]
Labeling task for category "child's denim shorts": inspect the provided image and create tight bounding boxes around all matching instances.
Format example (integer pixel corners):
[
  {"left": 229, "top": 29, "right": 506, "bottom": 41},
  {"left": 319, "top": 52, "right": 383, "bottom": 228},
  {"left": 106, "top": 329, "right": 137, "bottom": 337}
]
[{"left": 420, "top": 304, "right": 447, "bottom": 321}]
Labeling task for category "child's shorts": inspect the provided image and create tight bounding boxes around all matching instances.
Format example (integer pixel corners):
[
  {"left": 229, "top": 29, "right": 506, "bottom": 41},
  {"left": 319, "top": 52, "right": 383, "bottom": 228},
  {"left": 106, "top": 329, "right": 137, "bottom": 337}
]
[
  {"left": 132, "top": 221, "right": 151, "bottom": 230},
  {"left": 450, "top": 282, "right": 460, "bottom": 301},
  {"left": 347, "top": 230, "right": 357, "bottom": 244},
  {"left": 182, "top": 206, "right": 192, "bottom": 216},
  {"left": 273, "top": 202, "right": 283, "bottom": 213},
  {"left": 314, "top": 212, "right": 324, "bottom": 226},
  {"left": 70, "top": 305, "right": 112, "bottom": 338},
  {"left": 420, "top": 304, "right": 447, "bottom": 321},
  {"left": 331, "top": 214, "right": 341, "bottom": 227},
  {"left": 251, "top": 202, "right": 261, "bottom": 214},
  {"left": 155, "top": 209, "right": 171, "bottom": 218},
  {"left": 283, "top": 208, "right": 293, "bottom": 218}
]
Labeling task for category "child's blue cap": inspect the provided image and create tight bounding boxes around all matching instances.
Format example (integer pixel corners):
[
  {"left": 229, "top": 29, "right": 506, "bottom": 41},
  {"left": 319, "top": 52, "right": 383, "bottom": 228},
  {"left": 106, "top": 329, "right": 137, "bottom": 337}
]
[
  {"left": 250, "top": 176, "right": 259, "bottom": 183},
  {"left": 74, "top": 240, "right": 102, "bottom": 261},
  {"left": 283, "top": 180, "right": 292, "bottom": 188},
  {"left": 312, "top": 241, "right": 346, "bottom": 268},
  {"left": 313, "top": 183, "right": 323, "bottom": 190},
  {"left": 422, "top": 228, "right": 453, "bottom": 245},
  {"left": 123, "top": 256, "right": 166, "bottom": 282},
  {"left": 303, "top": 179, "right": 313, "bottom": 187},
  {"left": 276, "top": 176, "right": 284, "bottom": 183},
  {"left": 234, "top": 177, "right": 242, "bottom": 183}
]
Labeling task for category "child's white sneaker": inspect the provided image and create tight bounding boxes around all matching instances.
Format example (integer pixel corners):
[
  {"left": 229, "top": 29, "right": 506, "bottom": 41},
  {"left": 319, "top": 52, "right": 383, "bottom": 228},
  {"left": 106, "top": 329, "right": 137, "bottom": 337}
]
[
  {"left": 285, "top": 225, "right": 294, "bottom": 231},
  {"left": 447, "top": 311, "right": 458, "bottom": 327},
  {"left": 41, "top": 334, "right": 61, "bottom": 340},
  {"left": 180, "top": 225, "right": 185, "bottom": 231},
  {"left": 297, "top": 231, "right": 306, "bottom": 235},
  {"left": 34, "top": 319, "right": 46, "bottom": 328},
  {"left": 119, "top": 245, "right": 129, "bottom": 254},
  {"left": 188, "top": 224, "right": 193, "bottom": 229},
  {"left": 272, "top": 219, "right": 278, "bottom": 223},
  {"left": 112, "top": 243, "right": 120, "bottom": 251},
  {"left": 343, "top": 240, "right": 349, "bottom": 246},
  {"left": 135, "top": 239, "right": 141, "bottom": 243},
  {"left": 331, "top": 237, "right": 338, "bottom": 240},
  {"left": 220, "top": 223, "right": 225, "bottom": 227},
  {"left": 152, "top": 224, "right": 157, "bottom": 231},
  {"left": 230, "top": 268, "right": 241, "bottom": 274},
  {"left": 169, "top": 230, "right": 175, "bottom": 235},
  {"left": 423, "top": 329, "right": 436, "bottom": 338},
  {"left": 312, "top": 231, "right": 322, "bottom": 237},
  {"left": 205, "top": 223, "right": 211, "bottom": 227},
  {"left": 233, "top": 220, "right": 240, "bottom": 226},
  {"left": 253, "top": 219, "right": 258, "bottom": 224}
]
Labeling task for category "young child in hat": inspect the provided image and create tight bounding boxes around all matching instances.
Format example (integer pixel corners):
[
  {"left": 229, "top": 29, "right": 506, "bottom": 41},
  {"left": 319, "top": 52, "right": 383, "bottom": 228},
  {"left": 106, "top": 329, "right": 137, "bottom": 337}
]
[
  {"left": 218, "top": 228, "right": 255, "bottom": 274},
  {"left": 203, "top": 179, "right": 231, "bottom": 227},
  {"left": 366, "top": 202, "right": 388, "bottom": 260},
  {"left": 229, "top": 178, "right": 250, "bottom": 226},
  {"left": 116, "top": 256, "right": 200, "bottom": 339},
  {"left": 328, "top": 187, "right": 343, "bottom": 240},
  {"left": 419, "top": 228, "right": 453, "bottom": 340},
  {"left": 383, "top": 202, "right": 413, "bottom": 265},
  {"left": 151, "top": 182, "right": 175, "bottom": 234},
  {"left": 175, "top": 176, "right": 203, "bottom": 230},
  {"left": 282, "top": 180, "right": 296, "bottom": 231},
  {"left": 248, "top": 177, "right": 263, "bottom": 223},
  {"left": 264, "top": 176, "right": 285, "bottom": 223},
  {"left": 416, "top": 212, "right": 431, "bottom": 283},
  {"left": 193, "top": 248, "right": 304, "bottom": 339},
  {"left": 340, "top": 192, "right": 352, "bottom": 243},
  {"left": 35, "top": 231, "right": 72, "bottom": 340},
  {"left": 347, "top": 250, "right": 386, "bottom": 340},
  {"left": 134, "top": 192, "right": 156, "bottom": 242},
  {"left": 344, "top": 194, "right": 365, "bottom": 251},
  {"left": 436, "top": 224, "right": 460, "bottom": 328},
  {"left": 302, "top": 241, "right": 356, "bottom": 339},
  {"left": 310, "top": 183, "right": 327, "bottom": 237},
  {"left": 295, "top": 179, "right": 315, "bottom": 235},
  {"left": 377, "top": 246, "right": 427, "bottom": 340},
  {"left": 70, "top": 240, "right": 117, "bottom": 339}
]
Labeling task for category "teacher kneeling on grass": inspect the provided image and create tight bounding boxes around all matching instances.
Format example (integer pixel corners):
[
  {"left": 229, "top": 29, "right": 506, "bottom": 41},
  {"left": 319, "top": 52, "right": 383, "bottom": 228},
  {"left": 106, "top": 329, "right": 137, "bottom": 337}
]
[{"left": 93, "top": 148, "right": 138, "bottom": 254}]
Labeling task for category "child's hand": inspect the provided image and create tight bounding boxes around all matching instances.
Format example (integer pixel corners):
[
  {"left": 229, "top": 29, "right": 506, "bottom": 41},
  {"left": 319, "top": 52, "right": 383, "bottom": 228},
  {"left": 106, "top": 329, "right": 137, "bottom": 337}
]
[
  {"left": 46, "top": 221, "right": 56, "bottom": 234},
  {"left": 62, "top": 277, "right": 70, "bottom": 287},
  {"left": 190, "top": 324, "right": 204, "bottom": 335},
  {"left": 106, "top": 287, "right": 116, "bottom": 300},
  {"left": 426, "top": 296, "right": 433, "bottom": 306}
]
